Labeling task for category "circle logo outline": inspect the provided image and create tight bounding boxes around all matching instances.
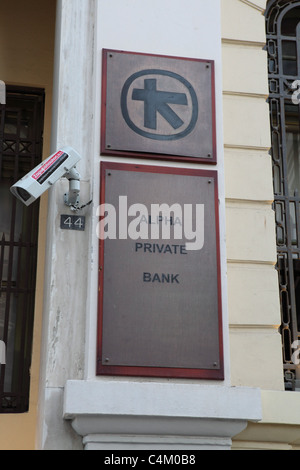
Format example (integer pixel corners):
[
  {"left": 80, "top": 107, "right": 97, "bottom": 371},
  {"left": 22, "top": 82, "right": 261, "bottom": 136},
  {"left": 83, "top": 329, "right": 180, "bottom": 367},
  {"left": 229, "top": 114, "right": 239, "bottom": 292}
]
[{"left": 121, "top": 69, "right": 198, "bottom": 141}]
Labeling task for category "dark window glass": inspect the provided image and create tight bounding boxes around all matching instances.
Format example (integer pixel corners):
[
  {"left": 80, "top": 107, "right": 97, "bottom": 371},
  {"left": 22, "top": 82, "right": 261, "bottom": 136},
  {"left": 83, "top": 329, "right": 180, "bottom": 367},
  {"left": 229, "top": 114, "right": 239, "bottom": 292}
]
[
  {"left": 0, "top": 87, "right": 44, "bottom": 413},
  {"left": 282, "top": 40, "right": 297, "bottom": 75},
  {"left": 281, "top": 6, "right": 300, "bottom": 36}
]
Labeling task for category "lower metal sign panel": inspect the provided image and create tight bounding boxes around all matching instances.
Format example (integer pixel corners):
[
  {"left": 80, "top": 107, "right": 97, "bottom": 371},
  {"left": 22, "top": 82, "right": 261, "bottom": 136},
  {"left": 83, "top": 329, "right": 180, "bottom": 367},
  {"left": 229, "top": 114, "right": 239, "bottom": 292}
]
[{"left": 97, "top": 163, "right": 223, "bottom": 379}]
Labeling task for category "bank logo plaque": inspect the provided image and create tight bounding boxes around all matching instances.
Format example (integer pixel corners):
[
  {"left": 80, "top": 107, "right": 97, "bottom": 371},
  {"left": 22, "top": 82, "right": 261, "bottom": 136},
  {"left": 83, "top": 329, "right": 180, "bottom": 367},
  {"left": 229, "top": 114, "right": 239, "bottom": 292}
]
[
  {"left": 101, "top": 50, "right": 217, "bottom": 163},
  {"left": 97, "top": 163, "right": 224, "bottom": 380}
]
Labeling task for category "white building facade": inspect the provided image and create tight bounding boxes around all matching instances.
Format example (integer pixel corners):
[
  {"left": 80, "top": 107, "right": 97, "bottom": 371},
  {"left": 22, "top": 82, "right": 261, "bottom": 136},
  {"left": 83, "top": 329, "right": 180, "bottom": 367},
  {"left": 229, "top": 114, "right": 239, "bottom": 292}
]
[
  {"left": 17, "top": 0, "right": 300, "bottom": 450},
  {"left": 35, "top": 0, "right": 262, "bottom": 450}
]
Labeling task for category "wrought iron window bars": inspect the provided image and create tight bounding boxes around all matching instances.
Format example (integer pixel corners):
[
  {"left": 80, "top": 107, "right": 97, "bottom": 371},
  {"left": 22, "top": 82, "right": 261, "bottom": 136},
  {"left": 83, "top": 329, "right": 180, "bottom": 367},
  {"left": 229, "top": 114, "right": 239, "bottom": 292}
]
[
  {"left": 0, "top": 87, "right": 44, "bottom": 412},
  {"left": 266, "top": 0, "right": 300, "bottom": 390}
]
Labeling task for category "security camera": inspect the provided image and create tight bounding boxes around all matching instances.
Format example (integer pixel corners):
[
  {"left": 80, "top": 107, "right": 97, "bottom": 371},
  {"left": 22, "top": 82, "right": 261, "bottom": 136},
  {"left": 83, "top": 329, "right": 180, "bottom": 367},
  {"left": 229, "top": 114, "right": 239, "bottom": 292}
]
[{"left": 10, "top": 146, "right": 81, "bottom": 208}]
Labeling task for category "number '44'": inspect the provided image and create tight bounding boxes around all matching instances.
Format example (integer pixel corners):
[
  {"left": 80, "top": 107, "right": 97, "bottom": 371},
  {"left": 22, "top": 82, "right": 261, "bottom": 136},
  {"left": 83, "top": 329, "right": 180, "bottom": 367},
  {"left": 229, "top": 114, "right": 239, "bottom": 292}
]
[{"left": 60, "top": 215, "right": 85, "bottom": 231}]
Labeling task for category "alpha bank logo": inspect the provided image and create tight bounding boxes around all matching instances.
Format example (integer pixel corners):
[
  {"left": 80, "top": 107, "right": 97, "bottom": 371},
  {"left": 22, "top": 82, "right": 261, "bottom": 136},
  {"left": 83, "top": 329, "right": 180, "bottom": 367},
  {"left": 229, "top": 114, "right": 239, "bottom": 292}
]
[{"left": 121, "top": 69, "right": 198, "bottom": 141}]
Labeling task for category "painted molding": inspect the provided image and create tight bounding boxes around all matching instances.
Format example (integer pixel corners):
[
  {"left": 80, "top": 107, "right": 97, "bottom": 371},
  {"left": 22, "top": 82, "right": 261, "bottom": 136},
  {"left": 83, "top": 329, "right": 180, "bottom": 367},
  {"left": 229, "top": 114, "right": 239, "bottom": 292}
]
[
  {"left": 222, "top": 38, "right": 266, "bottom": 47},
  {"left": 238, "top": 0, "right": 265, "bottom": 13},
  {"left": 63, "top": 380, "right": 262, "bottom": 450}
]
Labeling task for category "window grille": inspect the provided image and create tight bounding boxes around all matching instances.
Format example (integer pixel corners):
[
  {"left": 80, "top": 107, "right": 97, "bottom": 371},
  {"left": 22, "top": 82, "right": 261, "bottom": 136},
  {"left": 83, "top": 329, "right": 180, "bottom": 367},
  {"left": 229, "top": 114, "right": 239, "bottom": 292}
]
[
  {"left": 266, "top": 0, "right": 300, "bottom": 390},
  {"left": 0, "top": 86, "right": 44, "bottom": 412}
]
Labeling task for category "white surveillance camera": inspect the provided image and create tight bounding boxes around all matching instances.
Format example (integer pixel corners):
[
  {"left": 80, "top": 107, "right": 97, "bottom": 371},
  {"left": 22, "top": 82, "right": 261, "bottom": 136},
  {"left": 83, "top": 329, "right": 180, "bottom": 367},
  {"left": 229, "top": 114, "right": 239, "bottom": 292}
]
[{"left": 10, "top": 146, "right": 81, "bottom": 207}]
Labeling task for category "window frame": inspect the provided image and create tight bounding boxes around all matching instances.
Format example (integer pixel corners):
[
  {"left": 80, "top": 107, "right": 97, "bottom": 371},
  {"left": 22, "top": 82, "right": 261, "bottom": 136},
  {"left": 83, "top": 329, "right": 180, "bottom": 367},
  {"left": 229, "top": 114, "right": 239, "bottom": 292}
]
[{"left": 0, "top": 86, "right": 44, "bottom": 413}]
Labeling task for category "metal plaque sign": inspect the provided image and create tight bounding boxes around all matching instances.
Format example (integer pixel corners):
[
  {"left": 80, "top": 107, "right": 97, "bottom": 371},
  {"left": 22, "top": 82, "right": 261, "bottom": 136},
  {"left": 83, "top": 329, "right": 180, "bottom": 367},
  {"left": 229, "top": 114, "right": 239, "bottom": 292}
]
[
  {"left": 97, "top": 162, "right": 223, "bottom": 379},
  {"left": 101, "top": 50, "right": 217, "bottom": 163}
]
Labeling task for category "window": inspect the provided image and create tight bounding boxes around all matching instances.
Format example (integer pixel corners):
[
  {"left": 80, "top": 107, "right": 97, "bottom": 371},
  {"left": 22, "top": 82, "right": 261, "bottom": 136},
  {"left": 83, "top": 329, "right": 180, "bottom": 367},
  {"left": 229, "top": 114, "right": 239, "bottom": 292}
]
[
  {"left": 266, "top": 0, "right": 300, "bottom": 390},
  {"left": 0, "top": 86, "right": 44, "bottom": 412}
]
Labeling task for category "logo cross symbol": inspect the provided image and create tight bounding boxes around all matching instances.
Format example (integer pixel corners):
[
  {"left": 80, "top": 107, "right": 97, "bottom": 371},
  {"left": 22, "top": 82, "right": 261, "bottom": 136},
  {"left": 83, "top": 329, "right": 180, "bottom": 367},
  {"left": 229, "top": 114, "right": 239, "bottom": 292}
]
[{"left": 132, "top": 79, "right": 188, "bottom": 130}]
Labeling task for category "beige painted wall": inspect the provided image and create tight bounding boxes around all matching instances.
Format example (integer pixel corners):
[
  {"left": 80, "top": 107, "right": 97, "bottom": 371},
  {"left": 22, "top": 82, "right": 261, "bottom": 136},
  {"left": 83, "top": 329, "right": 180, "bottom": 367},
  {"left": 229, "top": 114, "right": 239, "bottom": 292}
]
[
  {"left": 0, "top": 0, "right": 56, "bottom": 450},
  {"left": 222, "top": 0, "right": 283, "bottom": 392},
  {"left": 222, "top": 0, "right": 300, "bottom": 450}
]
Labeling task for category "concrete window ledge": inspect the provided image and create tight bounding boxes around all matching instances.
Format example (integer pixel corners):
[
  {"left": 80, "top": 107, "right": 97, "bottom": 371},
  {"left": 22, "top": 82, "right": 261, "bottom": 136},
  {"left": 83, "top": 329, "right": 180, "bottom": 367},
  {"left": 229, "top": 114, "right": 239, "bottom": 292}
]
[{"left": 63, "top": 380, "right": 262, "bottom": 450}]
